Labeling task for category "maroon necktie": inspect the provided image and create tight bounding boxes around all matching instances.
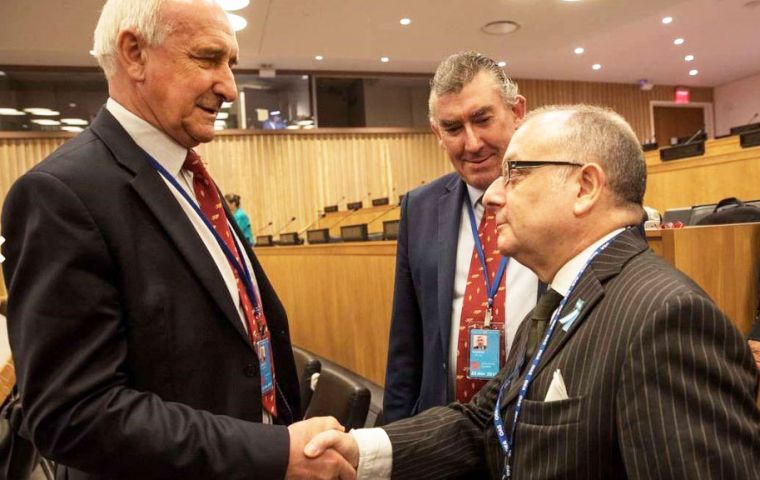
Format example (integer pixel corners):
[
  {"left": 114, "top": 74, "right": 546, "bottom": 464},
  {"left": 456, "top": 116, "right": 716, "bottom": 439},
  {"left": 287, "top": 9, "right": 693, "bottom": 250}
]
[
  {"left": 183, "top": 150, "right": 277, "bottom": 417},
  {"left": 454, "top": 209, "right": 507, "bottom": 403}
]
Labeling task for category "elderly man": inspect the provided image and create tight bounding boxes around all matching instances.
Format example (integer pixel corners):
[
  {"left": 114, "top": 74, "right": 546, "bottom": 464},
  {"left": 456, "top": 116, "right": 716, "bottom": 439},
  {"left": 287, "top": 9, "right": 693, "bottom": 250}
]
[
  {"left": 1, "top": 1, "right": 353, "bottom": 478},
  {"left": 383, "top": 51, "right": 539, "bottom": 422},
  {"left": 306, "top": 105, "right": 760, "bottom": 479}
]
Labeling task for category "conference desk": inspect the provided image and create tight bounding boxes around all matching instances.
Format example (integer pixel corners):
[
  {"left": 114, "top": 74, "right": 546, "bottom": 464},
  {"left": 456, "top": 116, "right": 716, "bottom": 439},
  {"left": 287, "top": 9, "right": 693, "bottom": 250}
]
[{"left": 258, "top": 223, "right": 760, "bottom": 386}]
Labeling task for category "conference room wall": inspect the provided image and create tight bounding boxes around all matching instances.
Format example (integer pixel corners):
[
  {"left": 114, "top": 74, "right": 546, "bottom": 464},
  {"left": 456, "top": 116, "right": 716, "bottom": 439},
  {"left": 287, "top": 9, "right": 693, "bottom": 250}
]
[{"left": 714, "top": 71, "right": 760, "bottom": 136}]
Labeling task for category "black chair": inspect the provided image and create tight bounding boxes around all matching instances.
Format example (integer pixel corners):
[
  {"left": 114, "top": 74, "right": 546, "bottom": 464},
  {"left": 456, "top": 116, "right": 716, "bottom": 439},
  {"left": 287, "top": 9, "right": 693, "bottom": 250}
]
[
  {"left": 291, "top": 346, "right": 321, "bottom": 416},
  {"left": 304, "top": 362, "right": 371, "bottom": 430}
]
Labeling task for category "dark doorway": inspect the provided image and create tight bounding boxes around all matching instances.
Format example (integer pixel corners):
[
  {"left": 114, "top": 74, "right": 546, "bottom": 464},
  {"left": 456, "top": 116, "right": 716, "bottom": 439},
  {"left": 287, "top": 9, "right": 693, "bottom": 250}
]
[{"left": 653, "top": 105, "right": 705, "bottom": 146}]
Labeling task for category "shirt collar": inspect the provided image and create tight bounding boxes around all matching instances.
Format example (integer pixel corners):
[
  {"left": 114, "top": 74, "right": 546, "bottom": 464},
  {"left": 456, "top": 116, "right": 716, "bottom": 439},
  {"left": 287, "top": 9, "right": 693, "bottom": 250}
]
[
  {"left": 465, "top": 183, "right": 484, "bottom": 207},
  {"left": 105, "top": 98, "right": 189, "bottom": 176},
  {"left": 550, "top": 227, "right": 625, "bottom": 297}
]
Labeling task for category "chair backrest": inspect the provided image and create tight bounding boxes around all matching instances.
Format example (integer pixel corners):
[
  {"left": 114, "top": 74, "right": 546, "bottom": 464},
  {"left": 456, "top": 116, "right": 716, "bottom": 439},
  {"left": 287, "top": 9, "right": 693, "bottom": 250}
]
[
  {"left": 304, "top": 364, "right": 371, "bottom": 430},
  {"left": 291, "top": 346, "right": 321, "bottom": 416}
]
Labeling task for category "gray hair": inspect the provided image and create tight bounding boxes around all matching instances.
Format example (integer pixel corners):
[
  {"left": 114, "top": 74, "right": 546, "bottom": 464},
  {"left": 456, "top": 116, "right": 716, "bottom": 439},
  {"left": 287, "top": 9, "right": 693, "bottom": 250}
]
[
  {"left": 428, "top": 51, "right": 519, "bottom": 118},
  {"left": 524, "top": 104, "right": 647, "bottom": 206},
  {"left": 92, "top": 0, "right": 169, "bottom": 77}
]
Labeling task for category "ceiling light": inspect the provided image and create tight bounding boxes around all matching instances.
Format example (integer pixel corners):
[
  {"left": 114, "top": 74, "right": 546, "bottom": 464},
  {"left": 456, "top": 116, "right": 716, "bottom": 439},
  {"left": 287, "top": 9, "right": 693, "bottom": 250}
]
[
  {"left": 0, "top": 71, "right": 6, "bottom": 76},
  {"left": 216, "top": 112, "right": 229, "bottom": 120},
  {"left": 222, "top": 101, "right": 233, "bottom": 109},
  {"left": 662, "top": 16, "right": 673, "bottom": 24},
  {"left": 89, "top": 50, "right": 96, "bottom": 56},
  {"left": 592, "top": 64, "right": 602, "bottom": 70},
  {"left": 673, "top": 38, "right": 684, "bottom": 45},
  {"left": 216, "top": 0, "right": 250, "bottom": 11},
  {"left": 0, "top": 108, "right": 25, "bottom": 116},
  {"left": 689, "top": 69, "right": 699, "bottom": 76},
  {"left": 24, "top": 108, "right": 60, "bottom": 116},
  {"left": 61, "top": 126, "right": 84, "bottom": 133},
  {"left": 61, "top": 118, "right": 88, "bottom": 126},
  {"left": 400, "top": 18, "right": 411, "bottom": 26},
  {"left": 684, "top": 54, "right": 695, "bottom": 62},
  {"left": 302, "top": 75, "right": 309, "bottom": 80},
  {"left": 225, "top": 13, "right": 247, "bottom": 31},
  {"left": 481, "top": 20, "right": 521, "bottom": 35},
  {"left": 380, "top": 56, "right": 390, "bottom": 63},
  {"left": 31, "top": 119, "right": 61, "bottom": 126},
  {"left": 315, "top": 55, "right": 324, "bottom": 61},
  {"left": 497, "top": 61, "right": 507, "bottom": 67},
  {"left": 574, "top": 47, "right": 584, "bottom": 55}
]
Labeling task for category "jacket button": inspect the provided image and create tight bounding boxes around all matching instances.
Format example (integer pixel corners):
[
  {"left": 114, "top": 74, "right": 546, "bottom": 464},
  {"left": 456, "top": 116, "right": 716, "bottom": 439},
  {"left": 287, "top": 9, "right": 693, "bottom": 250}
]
[{"left": 243, "top": 364, "right": 258, "bottom": 377}]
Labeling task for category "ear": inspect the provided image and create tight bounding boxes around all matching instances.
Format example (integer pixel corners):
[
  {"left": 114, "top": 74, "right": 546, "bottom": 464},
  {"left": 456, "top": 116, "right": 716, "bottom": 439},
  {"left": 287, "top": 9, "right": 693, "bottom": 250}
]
[
  {"left": 573, "top": 163, "right": 606, "bottom": 217},
  {"left": 511, "top": 95, "right": 527, "bottom": 126},
  {"left": 116, "top": 29, "right": 148, "bottom": 81},
  {"left": 430, "top": 119, "right": 444, "bottom": 148}
]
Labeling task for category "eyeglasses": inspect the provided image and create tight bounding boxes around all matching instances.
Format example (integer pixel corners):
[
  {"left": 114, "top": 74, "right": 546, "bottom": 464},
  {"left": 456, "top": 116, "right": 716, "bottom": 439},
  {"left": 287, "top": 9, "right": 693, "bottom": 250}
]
[{"left": 503, "top": 160, "right": 583, "bottom": 183}]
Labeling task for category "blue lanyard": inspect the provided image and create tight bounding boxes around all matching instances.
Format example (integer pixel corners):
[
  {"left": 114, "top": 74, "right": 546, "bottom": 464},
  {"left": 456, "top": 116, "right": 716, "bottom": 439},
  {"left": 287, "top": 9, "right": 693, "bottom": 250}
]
[
  {"left": 464, "top": 195, "right": 508, "bottom": 317},
  {"left": 492, "top": 231, "right": 623, "bottom": 479},
  {"left": 144, "top": 153, "right": 264, "bottom": 332}
]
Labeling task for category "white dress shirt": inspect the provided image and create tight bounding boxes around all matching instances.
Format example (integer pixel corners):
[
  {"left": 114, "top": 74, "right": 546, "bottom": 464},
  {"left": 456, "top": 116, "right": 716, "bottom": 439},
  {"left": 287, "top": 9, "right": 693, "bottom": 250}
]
[
  {"left": 448, "top": 185, "right": 538, "bottom": 398},
  {"left": 106, "top": 98, "right": 271, "bottom": 423},
  {"left": 353, "top": 227, "right": 626, "bottom": 479}
]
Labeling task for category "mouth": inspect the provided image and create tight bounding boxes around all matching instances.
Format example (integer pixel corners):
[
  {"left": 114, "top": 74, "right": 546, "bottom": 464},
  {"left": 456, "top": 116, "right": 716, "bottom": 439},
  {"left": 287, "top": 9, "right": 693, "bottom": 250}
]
[
  {"left": 198, "top": 105, "right": 219, "bottom": 116},
  {"left": 465, "top": 153, "right": 494, "bottom": 165}
]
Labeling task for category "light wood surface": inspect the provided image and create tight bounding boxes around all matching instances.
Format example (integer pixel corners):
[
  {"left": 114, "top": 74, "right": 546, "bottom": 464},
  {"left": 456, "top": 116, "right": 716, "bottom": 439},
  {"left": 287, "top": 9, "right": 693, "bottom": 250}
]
[
  {"left": 260, "top": 224, "right": 759, "bottom": 386},
  {"left": 644, "top": 136, "right": 760, "bottom": 213}
]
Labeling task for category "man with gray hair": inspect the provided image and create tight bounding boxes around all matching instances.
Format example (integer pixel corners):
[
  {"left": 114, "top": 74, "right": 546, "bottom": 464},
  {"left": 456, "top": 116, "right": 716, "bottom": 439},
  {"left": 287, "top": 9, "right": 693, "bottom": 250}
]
[
  {"left": 383, "top": 51, "right": 540, "bottom": 423},
  {"left": 306, "top": 104, "right": 760, "bottom": 479},
  {"left": 1, "top": 0, "right": 354, "bottom": 478}
]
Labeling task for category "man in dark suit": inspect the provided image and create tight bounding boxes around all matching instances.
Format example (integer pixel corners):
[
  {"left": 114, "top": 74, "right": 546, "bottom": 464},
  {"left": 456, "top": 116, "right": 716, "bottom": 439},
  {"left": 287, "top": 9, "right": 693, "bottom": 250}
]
[
  {"left": 0, "top": 1, "right": 353, "bottom": 478},
  {"left": 383, "top": 52, "right": 539, "bottom": 422},
  {"left": 305, "top": 105, "right": 760, "bottom": 478}
]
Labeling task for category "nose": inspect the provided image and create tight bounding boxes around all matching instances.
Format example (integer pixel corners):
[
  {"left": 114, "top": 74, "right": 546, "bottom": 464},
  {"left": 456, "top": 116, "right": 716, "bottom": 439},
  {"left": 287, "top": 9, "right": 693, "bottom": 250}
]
[
  {"left": 483, "top": 176, "right": 506, "bottom": 215},
  {"left": 463, "top": 123, "right": 484, "bottom": 153},
  {"left": 215, "top": 63, "right": 238, "bottom": 103}
]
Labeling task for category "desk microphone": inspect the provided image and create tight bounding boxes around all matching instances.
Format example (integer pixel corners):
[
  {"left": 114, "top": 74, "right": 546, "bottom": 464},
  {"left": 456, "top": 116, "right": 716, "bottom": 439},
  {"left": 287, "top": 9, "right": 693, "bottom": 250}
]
[
  {"left": 745, "top": 112, "right": 759, "bottom": 125},
  {"left": 255, "top": 221, "right": 273, "bottom": 234},
  {"left": 276, "top": 217, "right": 297, "bottom": 234},
  {"left": 681, "top": 126, "right": 705, "bottom": 146},
  {"left": 299, "top": 211, "right": 324, "bottom": 234}
]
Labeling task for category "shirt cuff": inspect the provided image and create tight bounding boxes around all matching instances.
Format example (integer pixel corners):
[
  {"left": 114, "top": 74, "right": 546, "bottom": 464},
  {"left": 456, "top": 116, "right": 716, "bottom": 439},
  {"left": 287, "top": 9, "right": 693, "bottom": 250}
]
[{"left": 350, "top": 427, "right": 392, "bottom": 480}]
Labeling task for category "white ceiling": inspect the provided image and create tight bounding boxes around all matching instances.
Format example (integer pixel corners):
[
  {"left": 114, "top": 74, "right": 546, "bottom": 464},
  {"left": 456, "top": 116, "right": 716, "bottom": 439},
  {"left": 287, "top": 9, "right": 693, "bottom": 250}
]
[{"left": 0, "top": 0, "right": 759, "bottom": 87}]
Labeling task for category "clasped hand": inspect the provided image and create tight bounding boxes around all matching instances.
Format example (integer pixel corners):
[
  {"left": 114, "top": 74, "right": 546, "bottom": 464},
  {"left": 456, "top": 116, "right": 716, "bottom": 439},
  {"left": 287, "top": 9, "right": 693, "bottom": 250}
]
[{"left": 285, "top": 416, "right": 360, "bottom": 480}]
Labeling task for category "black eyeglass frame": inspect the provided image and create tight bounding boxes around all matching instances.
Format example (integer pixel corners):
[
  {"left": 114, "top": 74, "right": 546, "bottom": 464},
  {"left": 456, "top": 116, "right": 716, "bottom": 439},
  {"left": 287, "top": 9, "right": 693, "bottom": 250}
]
[{"left": 502, "top": 160, "right": 584, "bottom": 183}]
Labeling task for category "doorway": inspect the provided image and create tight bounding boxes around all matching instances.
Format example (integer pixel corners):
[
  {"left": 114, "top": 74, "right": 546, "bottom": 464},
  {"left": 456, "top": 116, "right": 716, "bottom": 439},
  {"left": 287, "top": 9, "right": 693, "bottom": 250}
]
[{"left": 650, "top": 102, "right": 714, "bottom": 146}]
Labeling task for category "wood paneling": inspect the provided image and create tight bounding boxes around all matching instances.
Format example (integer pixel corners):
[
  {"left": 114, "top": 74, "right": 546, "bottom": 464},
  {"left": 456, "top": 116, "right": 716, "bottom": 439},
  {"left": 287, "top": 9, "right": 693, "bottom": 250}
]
[{"left": 644, "top": 136, "right": 760, "bottom": 212}]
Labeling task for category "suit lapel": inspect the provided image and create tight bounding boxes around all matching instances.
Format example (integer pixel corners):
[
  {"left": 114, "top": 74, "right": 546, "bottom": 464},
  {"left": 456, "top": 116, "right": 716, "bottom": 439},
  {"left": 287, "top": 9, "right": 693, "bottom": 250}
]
[
  {"left": 437, "top": 175, "right": 466, "bottom": 370},
  {"left": 89, "top": 109, "right": 250, "bottom": 345},
  {"left": 499, "top": 228, "right": 649, "bottom": 408}
]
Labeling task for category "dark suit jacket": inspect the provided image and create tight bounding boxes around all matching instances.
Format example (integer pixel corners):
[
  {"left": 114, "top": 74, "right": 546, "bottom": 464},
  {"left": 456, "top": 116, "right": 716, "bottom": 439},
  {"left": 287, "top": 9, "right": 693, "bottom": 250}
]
[
  {"left": 383, "top": 229, "right": 760, "bottom": 479},
  {"left": 383, "top": 173, "right": 541, "bottom": 422},
  {"left": 1, "top": 109, "right": 301, "bottom": 479}
]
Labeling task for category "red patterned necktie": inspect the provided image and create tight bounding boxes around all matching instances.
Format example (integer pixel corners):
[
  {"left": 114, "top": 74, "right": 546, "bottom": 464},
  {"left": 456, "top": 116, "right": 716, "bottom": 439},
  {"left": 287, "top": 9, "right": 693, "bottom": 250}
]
[
  {"left": 454, "top": 208, "right": 507, "bottom": 403},
  {"left": 183, "top": 150, "right": 277, "bottom": 417}
]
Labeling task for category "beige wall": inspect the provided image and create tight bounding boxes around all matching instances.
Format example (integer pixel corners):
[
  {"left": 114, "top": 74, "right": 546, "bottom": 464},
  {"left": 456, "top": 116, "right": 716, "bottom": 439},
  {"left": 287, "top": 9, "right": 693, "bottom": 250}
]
[{"left": 715, "top": 71, "right": 760, "bottom": 136}]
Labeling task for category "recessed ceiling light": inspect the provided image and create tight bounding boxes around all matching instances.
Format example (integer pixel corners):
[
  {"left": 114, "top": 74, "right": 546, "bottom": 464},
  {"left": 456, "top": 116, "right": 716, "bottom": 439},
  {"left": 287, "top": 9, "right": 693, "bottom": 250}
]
[
  {"left": 302, "top": 75, "right": 309, "bottom": 80},
  {"left": 400, "top": 18, "right": 411, "bottom": 26},
  {"left": 216, "top": 112, "right": 229, "bottom": 120},
  {"left": 61, "top": 118, "right": 88, "bottom": 126},
  {"left": 481, "top": 20, "right": 521, "bottom": 35},
  {"left": 216, "top": 0, "right": 250, "bottom": 11},
  {"left": 574, "top": 47, "right": 584, "bottom": 55},
  {"left": 0, "top": 71, "right": 6, "bottom": 76},
  {"left": 684, "top": 54, "right": 695, "bottom": 62},
  {"left": 31, "top": 119, "right": 61, "bottom": 126},
  {"left": 89, "top": 50, "right": 96, "bottom": 56},
  {"left": 315, "top": 55, "right": 324, "bottom": 61},
  {"left": 61, "top": 126, "right": 84, "bottom": 133},
  {"left": 380, "top": 56, "right": 390, "bottom": 63},
  {"left": 497, "top": 61, "right": 507, "bottom": 67},
  {"left": 662, "top": 16, "right": 673, "bottom": 24},
  {"left": 0, "top": 108, "right": 25, "bottom": 116},
  {"left": 689, "top": 69, "right": 699, "bottom": 76},
  {"left": 592, "top": 64, "right": 602, "bottom": 70},
  {"left": 225, "top": 13, "right": 247, "bottom": 31},
  {"left": 673, "top": 38, "right": 684, "bottom": 45},
  {"left": 24, "top": 108, "right": 60, "bottom": 116}
]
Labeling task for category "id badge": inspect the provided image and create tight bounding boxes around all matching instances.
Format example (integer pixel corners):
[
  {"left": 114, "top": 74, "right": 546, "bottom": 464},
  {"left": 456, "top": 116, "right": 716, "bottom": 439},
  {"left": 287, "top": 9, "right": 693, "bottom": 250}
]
[
  {"left": 468, "top": 328, "right": 501, "bottom": 379},
  {"left": 256, "top": 337, "right": 274, "bottom": 394}
]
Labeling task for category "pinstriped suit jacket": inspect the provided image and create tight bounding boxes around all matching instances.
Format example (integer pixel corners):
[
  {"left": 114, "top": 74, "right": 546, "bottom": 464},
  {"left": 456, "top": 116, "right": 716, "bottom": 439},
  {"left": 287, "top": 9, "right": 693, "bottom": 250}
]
[{"left": 383, "top": 228, "right": 760, "bottom": 479}]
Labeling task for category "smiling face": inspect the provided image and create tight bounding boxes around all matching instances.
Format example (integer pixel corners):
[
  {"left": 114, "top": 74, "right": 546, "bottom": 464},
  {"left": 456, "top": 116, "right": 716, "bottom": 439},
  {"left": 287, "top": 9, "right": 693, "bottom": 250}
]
[
  {"left": 430, "top": 71, "right": 525, "bottom": 190},
  {"left": 135, "top": 0, "right": 238, "bottom": 147}
]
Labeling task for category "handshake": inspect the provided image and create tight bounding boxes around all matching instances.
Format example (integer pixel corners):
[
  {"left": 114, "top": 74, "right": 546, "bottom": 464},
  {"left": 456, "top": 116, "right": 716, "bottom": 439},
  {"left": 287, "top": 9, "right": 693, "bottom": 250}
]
[{"left": 285, "top": 416, "right": 362, "bottom": 480}]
